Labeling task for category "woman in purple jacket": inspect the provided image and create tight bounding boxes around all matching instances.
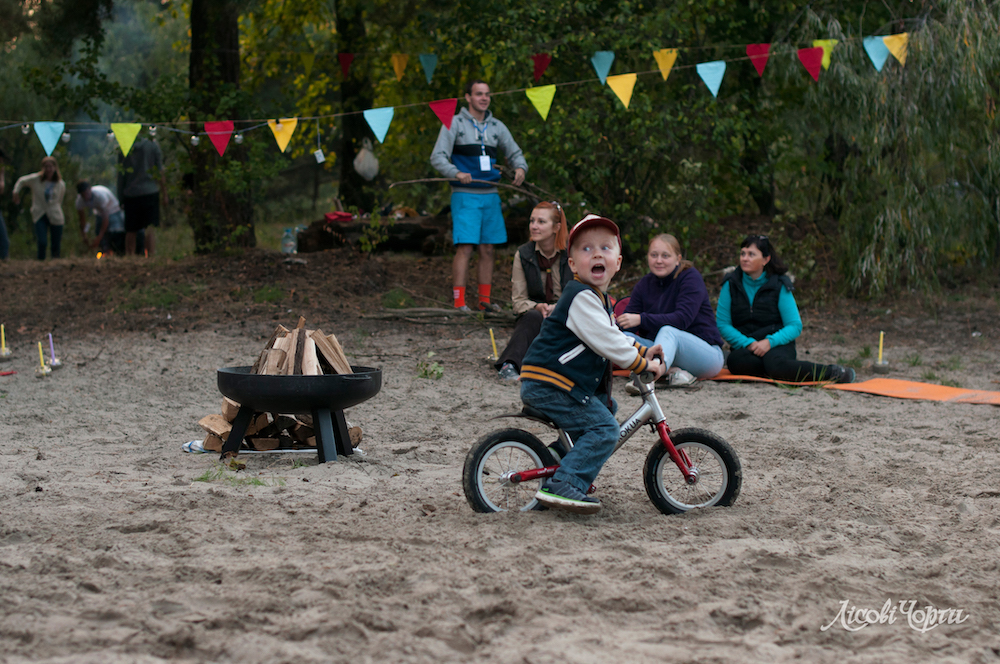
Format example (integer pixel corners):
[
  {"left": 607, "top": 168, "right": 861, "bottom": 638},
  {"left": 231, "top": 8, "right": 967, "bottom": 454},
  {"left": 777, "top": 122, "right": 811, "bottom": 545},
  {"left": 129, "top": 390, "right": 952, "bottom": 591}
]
[{"left": 616, "top": 234, "right": 724, "bottom": 386}]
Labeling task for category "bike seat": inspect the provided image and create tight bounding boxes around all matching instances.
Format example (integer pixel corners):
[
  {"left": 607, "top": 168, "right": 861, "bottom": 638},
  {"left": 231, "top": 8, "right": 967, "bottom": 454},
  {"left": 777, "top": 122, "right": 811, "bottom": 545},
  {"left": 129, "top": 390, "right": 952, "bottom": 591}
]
[{"left": 521, "top": 405, "right": 557, "bottom": 427}]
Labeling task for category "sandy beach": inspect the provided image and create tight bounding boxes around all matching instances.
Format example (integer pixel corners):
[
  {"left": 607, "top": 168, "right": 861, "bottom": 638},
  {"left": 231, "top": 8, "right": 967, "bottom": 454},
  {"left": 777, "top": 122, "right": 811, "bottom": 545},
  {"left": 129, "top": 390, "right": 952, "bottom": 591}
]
[{"left": 2, "top": 304, "right": 999, "bottom": 662}]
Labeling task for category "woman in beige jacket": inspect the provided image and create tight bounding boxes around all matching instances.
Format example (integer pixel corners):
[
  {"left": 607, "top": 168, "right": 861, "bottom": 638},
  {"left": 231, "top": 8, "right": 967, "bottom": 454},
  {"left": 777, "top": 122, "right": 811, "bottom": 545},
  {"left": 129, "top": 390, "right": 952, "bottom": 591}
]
[{"left": 13, "top": 156, "right": 66, "bottom": 260}]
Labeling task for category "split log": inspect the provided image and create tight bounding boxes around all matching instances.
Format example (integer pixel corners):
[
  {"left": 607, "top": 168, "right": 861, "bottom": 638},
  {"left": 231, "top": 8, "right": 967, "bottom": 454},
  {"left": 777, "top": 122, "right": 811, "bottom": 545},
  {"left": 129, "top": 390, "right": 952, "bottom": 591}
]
[
  {"left": 221, "top": 398, "right": 240, "bottom": 422},
  {"left": 203, "top": 434, "right": 224, "bottom": 452},
  {"left": 249, "top": 437, "right": 280, "bottom": 451},
  {"left": 198, "top": 414, "right": 232, "bottom": 439},
  {"left": 252, "top": 325, "right": 290, "bottom": 373},
  {"left": 310, "top": 329, "right": 352, "bottom": 374}
]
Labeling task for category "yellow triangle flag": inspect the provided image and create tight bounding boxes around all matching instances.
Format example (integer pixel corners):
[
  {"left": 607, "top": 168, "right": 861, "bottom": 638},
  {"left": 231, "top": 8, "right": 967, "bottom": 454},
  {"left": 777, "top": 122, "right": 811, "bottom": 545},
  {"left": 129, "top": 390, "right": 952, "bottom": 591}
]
[
  {"left": 267, "top": 118, "right": 298, "bottom": 152},
  {"left": 300, "top": 52, "right": 315, "bottom": 78},
  {"left": 110, "top": 123, "right": 141, "bottom": 156},
  {"left": 391, "top": 53, "right": 409, "bottom": 81},
  {"left": 811, "top": 39, "right": 839, "bottom": 70},
  {"left": 606, "top": 73, "right": 637, "bottom": 110},
  {"left": 525, "top": 85, "right": 556, "bottom": 121},
  {"left": 883, "top": 33, "right": 909, "bottom": 66},
  {"left": 653, "top": 48, "right": 678, "bottom": 81}
]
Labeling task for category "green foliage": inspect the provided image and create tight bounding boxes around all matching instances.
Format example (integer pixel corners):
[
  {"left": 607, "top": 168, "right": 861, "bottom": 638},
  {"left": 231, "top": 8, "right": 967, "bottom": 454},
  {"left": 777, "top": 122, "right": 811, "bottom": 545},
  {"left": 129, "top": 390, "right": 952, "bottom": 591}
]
[
  {"left": 905, "top": 353, "right": 923, "bottom": 367},
  {"left": 193, "top": 464, "right": 285, "bottom": 487},
  {"left": 357, "top": 210, "right": 394, "bottom": 254},
  {"left": 111, "top": 281, "right": 192, "bottom": 312},
  {"left": 417, "top": 351, "right": 444, "bottom": 379},
  {"left": 382, "top": 288, "right": 417, "bottom": 309},
  {"left": 253, "top": 285, "right": 284, "bottom": 303}
]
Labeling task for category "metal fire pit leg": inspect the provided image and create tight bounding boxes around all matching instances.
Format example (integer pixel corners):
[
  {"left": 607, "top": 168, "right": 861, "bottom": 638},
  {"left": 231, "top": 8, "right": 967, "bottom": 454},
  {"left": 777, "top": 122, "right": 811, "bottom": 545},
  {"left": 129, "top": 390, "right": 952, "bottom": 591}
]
[
  {"left": 220, "top": 406, "right": 254, "bottom": 460},
  {"left": 313, "top": 408, "right": 352, "bottom": 463}
]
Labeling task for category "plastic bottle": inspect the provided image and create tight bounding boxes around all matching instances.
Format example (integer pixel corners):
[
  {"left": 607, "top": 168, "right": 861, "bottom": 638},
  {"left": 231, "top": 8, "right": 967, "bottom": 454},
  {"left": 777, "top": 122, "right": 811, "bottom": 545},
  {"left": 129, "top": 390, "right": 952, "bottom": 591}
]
[{"left": 280, "top": 228, "right": 297, "bottom": 254}]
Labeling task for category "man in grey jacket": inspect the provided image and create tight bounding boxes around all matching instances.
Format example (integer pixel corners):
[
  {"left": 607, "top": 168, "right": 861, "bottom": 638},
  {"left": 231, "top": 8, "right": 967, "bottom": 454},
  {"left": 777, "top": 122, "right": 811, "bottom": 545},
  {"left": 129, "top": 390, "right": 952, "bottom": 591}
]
[{"left": 430, "top": 80, "right": 527, "bottom": 311}]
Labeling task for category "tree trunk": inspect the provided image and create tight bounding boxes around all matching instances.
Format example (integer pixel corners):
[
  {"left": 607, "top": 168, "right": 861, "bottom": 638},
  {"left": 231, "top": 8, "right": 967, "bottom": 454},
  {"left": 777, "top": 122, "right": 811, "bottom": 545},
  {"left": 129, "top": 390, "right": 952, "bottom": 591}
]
[
  {"left": 188, "top": 0, "right": 255, "bottom": 253},
  {"left": 335, "top": 0, "right": 376, "bottom": 213}
]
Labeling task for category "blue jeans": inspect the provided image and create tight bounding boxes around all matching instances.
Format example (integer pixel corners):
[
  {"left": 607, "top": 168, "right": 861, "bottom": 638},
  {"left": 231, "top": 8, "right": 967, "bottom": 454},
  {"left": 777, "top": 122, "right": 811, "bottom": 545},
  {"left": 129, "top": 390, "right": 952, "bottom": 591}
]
[
  {"left": 0, "top": 210, "right": 8, "bottom": 259},
  {"left": 521, "top": 380, "right": 619, "bottom": 494},
  {"left": 624, "top": 327, "right": 724, "bottom": 379},
  {"left": 34, "top": 215, "right": 62, "bottom": 260}
]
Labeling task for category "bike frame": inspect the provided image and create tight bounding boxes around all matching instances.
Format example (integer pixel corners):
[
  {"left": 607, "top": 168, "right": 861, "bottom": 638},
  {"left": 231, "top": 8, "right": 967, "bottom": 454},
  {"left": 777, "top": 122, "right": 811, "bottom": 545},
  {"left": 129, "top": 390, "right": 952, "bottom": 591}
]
[{"left": 506, "top": 376, "right": 697, "bottom": 486}]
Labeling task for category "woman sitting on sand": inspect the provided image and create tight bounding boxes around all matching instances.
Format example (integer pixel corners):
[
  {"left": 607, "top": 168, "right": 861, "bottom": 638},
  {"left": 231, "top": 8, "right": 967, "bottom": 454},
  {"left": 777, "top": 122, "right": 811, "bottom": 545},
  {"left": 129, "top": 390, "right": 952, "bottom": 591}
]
[
  {"left": 715, "top": 234, "right": 855, "bottom": 383},
  {"left": 616, "top": 233, "right": 724, "bottom": 389},
  {"left": 495, "top": 201, "right": 572, "bottom": 380}
]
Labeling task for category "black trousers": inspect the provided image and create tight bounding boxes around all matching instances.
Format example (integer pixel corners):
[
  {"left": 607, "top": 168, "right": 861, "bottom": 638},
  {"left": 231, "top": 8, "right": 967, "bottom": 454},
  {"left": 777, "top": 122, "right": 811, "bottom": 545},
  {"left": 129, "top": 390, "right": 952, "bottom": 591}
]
[
  {"left": 727, "top": 342, "right": 836, "bottom": 382},
  {"left": 495, "top": 309, "right": 544, "bottom": 372}
]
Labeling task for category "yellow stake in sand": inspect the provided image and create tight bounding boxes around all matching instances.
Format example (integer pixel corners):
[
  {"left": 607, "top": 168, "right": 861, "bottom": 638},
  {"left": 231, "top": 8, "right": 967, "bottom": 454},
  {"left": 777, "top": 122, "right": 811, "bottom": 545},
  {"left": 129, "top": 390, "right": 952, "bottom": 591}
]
[
  {"left": 1, "top": 324, "right": 6, "bottom": 352},
  {"left": 489, "top": 328, "right": 498, "bottom": 359},
  {"left": 38, "top": 341, "right": 45, "bottom": 368},
  {"left": 878, "top": 331, "right": 884, "bottom": 364}
]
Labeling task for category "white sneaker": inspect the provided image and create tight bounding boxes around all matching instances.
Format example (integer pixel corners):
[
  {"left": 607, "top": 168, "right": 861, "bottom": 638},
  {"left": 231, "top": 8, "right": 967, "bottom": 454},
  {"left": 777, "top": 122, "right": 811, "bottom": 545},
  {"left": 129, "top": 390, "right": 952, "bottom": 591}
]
[{"left": 668, "top": 369, "right": 697, "bottom": 387}]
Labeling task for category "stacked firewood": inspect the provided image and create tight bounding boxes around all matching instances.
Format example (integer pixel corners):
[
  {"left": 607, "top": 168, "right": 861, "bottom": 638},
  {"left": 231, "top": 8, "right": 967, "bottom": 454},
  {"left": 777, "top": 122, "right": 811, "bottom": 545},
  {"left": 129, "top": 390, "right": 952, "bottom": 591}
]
[{"left": 196, "top": 318, "right": 361, "bottom": 452}]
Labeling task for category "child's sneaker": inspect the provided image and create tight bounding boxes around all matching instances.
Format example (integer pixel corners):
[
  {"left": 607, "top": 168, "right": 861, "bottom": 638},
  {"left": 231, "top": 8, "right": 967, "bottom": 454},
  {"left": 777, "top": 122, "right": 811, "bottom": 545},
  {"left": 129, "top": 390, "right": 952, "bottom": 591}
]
[
  {"left": 536, "top": 477, "right": 601, "bottom": 514},
  {"left": 497, "top": 362, "right": 519, "bottom": 381}
]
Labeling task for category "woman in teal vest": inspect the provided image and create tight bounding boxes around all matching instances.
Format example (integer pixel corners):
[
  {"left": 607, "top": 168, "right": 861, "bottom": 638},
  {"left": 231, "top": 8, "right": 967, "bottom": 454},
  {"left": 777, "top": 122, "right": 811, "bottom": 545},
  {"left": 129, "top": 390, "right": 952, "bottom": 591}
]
[
  {"left": 496, "top": 201, "right": 573, "bottom": 380},
  {"left": 716, "top": 235, "right": 855, "bottom": 383}
]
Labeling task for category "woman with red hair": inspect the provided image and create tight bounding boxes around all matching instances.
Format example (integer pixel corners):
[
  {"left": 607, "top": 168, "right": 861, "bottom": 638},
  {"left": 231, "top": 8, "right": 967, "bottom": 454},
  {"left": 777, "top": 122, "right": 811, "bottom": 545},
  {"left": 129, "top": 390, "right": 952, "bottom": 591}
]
[{"left": 495, "top": 201, "right": 571, "bottom": 380}]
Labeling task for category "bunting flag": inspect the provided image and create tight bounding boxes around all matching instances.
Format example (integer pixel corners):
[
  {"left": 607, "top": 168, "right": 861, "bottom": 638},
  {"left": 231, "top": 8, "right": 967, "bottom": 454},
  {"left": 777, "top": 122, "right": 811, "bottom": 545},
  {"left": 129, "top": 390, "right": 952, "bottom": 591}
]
[
  {"left": 591, "top": 51, "right": 615, "bottom": 84},
  {"left": 746, "top": 43, "right": 770, "bottom": 77},
  {"left": 338, "top": 53, "right": 355, "bottom": 79},
  {"left": 696, "top": 61, "right": 726, "bottom": 98},
  {"left": 531, "top": 53, "right": 552, "bottom": 82},
  {"left": 652, "top": 48, "right": 678, "bottom": 81},
  {"left": 525, "top": 85, "right": 556, "bottom": 121},
  {"left": 204, "top": 120, "right": 234, "bottom": 156},
  {"left": 267, "top": 118, "right": 298, "bottom": 152},
  {"left": 863, "top": 36, "right": 891, "bottom": 72},
  {"left": 110, "top": 123, "right": 142, "bottom": 156},
  {"left": 364, "top": 107, "right": 394, "bottom": 143},
  {"left": 300, "top": 52, "right": 315, "bottom": 78},
  {"left": 812, "top": 39, "right": 839, "bottom": 70},
  {"left": 391, "top": 53, "right": 409, "bottom": 81},
  {"left": 33, "top": 122, "right": 64, "bottom": 156},
  {"left": 797, "top": 47, "right": 824, "bottom": 81},
  {"left": 428, "top": 98, "right": 457, "bottom": 129},
  {"left": 419, "top": 54, "right": 438, "bottom": 84},
  {"left": 883, "top": 33, "right": 909, "bottom": 66},
  {"left": 606, "top": 73, "right": 637, "bottom": 109}
]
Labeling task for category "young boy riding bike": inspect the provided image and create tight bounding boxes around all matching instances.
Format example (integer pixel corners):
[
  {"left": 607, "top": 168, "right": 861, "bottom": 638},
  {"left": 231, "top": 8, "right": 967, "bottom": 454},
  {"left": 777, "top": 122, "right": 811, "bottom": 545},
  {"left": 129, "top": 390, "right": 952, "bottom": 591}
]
[{"left": 519, "top": 215, "right": 666, "bottom": 514}]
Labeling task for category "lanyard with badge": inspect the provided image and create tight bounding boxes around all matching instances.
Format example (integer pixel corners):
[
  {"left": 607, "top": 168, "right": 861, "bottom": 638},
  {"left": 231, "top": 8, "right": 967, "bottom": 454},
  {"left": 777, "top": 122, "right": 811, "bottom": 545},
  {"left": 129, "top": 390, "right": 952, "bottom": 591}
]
[{"left": 470, "top": 117, "right": 491, "bottom": 172}]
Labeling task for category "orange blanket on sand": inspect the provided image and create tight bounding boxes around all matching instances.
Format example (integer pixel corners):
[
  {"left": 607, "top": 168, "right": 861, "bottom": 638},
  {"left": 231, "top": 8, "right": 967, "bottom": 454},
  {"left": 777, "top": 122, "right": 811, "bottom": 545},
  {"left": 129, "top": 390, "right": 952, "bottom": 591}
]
[{"left": 613, "top": 368, "right": 1000, "bottom": 405}]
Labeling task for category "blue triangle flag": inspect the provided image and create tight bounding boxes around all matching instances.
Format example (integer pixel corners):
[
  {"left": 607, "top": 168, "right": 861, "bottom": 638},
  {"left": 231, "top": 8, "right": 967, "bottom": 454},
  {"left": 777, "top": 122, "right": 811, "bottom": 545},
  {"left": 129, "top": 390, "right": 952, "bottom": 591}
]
[
  {"left": 363, "top": 107, "right": 395, "bottom": 143},
  {"left": 591, "top": 51, "right": 615, "bottom": 85},
  {"left": 696, "top": 61, "right": 726, "bottom": 98},
  {"left": 419, "top": 54, "right": 438, "bottom": 84},
  {"left": 863, "top": 36, "right": 890, "bottom": 72},
  {"left": 34, "top": 122, "right": 65, "bottom": 156}
]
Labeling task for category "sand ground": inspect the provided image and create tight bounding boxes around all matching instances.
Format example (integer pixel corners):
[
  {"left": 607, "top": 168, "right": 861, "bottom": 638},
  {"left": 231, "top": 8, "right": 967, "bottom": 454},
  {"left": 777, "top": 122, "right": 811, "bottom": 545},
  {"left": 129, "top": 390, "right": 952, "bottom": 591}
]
[{"left": 1, "top": 312, "right": 999, "bottom": 663}]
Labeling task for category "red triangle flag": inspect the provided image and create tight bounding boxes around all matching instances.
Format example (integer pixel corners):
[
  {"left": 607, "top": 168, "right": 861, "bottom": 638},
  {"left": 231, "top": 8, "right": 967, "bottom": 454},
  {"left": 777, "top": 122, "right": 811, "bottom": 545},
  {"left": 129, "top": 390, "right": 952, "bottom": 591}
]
[
  {"left": 204, "top": 120, "right": 234, "bottom": 157},
  {"left": 338, "top": 53, "right": 355, "bottom": 79},
  {"left": 746, "top": 43, "right": 770, "bottom": 77},
  {"left": 429, "top": 98, "right": 458, "bottom": 129},
  {"left": 797, "top": 46, "right": 823, "bottom": 82},
  {"left": 531, "top": 53, "right": 552, "bottom": 83}
]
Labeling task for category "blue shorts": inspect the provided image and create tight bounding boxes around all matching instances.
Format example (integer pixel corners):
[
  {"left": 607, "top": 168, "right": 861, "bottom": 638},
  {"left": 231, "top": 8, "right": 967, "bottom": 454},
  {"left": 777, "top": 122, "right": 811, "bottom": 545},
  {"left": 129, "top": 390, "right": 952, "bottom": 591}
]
[{"left": 451, "top": 191, "right": 506, "bottom": 245}]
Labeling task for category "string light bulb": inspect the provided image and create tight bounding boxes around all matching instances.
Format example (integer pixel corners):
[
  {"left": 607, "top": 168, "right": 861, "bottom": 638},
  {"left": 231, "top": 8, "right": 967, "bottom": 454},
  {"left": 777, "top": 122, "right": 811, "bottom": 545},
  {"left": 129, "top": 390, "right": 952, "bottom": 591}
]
[
  {"left": 275, "top": 121, "right": 283, "bottom": 131},
  {"left": 190, "top": 135, "right": 200, "bottom": 146},
  {"left": 61, "top": 132, "right": 70, "bottom": 143},
  {"left": 21, "top": 124, "right": 30, "bottom": 135},
  {"left": 107, "top": 130, "right": 115, "bottom": 141},
  {"left": 148, "top": 125, "right": 157, "bottom": 137},
  {"left": 234, "top": 133, "right": 244, "bottom": 145}
]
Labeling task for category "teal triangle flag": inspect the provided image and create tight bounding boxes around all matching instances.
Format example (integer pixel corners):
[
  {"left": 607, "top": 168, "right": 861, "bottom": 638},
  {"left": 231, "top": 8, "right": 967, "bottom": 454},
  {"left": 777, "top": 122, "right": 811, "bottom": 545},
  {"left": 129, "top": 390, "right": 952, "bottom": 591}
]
[
  {"left": 419, "top": 54, "right": 438, "bottom": 84},
  {"left": 696, "top": 61, "right": 726, "bottom": 98},
  {"left": 34, "top": 122, "right": 64, "bottom": 156},
  {"left": 363, "top": 107, "right": 395, "bottom": 143},
  {"left": 863, "top": 36, "right": 890, "bottom": 72},
  {"left": 591, "top": 51, "right": 615, "bottom": 84}
]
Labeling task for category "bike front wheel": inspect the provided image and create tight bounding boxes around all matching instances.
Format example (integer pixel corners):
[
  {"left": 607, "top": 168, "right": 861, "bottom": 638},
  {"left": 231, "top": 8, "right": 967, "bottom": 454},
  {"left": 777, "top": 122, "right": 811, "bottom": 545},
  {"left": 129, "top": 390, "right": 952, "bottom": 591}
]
[
  {"left": 463, "top": 428, "right": 557, "bottom": 513},
  {"left": 644, "top": 428, "right": 742, "bottom": 515}
]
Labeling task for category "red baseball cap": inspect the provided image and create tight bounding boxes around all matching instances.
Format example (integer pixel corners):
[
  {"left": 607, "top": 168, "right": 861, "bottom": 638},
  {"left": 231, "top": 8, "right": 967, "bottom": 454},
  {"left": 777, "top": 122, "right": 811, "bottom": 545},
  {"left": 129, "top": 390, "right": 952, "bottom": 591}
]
[{"left": 568, "top": 214, "right": 622, "bottom": 252}]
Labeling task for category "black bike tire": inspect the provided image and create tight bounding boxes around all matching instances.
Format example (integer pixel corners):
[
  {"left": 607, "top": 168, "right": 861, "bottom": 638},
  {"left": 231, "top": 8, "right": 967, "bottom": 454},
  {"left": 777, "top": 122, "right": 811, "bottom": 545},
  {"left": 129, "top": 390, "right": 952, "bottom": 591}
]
[
  {"left": 463, "top": 428, "right": 557, "bottom": 513},
  {"left": 643, "top": 428, "right": 742, "bottom": 515}
]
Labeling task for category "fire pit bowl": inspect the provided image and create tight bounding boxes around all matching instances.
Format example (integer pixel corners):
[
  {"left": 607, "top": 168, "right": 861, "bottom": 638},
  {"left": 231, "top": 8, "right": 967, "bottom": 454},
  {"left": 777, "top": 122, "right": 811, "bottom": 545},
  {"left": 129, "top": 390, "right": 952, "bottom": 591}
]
[{"left": 216, "top": 365, "right": 382, "bottom": 462}]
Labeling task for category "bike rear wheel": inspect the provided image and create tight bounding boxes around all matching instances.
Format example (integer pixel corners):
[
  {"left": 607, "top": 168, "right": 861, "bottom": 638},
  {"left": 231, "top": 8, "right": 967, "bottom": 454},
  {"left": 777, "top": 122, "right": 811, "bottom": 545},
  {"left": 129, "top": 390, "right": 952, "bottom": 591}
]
[
  {"left": 643, "top": 428, "right": 742, "bottom": 514},
  {"left": 463, "top": 428, "right": 557, "bottom": 513}
]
